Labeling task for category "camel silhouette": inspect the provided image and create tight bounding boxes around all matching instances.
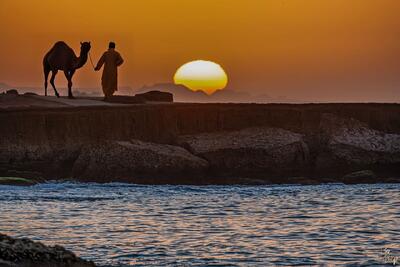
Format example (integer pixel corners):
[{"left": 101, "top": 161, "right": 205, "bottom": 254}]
[{"left": 43, "top": 41, "right": 91, "bottom": 98}]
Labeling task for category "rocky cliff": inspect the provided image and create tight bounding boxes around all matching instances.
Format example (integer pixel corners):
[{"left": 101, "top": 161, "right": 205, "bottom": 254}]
[{"left": 1, "top": 99, "right": 400, "bottom": 184}]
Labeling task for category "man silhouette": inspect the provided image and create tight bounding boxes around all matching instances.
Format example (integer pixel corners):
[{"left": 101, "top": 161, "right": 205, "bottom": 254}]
[{"left": 95, "top": 42, "right": 124, "bottom": 99}]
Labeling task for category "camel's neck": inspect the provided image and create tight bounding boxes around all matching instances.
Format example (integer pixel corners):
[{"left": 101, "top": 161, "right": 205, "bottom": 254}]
[{"left": 74, "top": 50, "right": 88, "bottom": 69}]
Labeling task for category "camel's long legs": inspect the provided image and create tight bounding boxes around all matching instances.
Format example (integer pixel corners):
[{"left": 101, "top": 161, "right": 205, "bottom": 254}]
[
  {"left": 64, "top": 70, "right": 75, "bottom": 99},
  {"left": 50, "top": 70, "right": 60, "bottom": 98},
  {"left": 43, "top": 64, "right": 50, "bottom": 96}
]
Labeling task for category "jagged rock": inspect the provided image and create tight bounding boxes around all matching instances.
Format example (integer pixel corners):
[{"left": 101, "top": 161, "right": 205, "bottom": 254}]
[
  {"left": 135, "top": 90, "right": 173, "bottom": 102},
  {"left": 315, "top": 114, "right": 400, "bottom": 177},
  {"left": 72, "top": 140, "right": 208, "bottom": 182},
  {"left": 5, "top": 89, "right": 18, "bottom": 95},
  {"left": 179, "top": 127, "right": 310, "bottom": 178},
  {"left": 0, "top": 233, "right": 96, "bottom": 267},
  {"left": 342, "top": 170, "right": 377, "bottom": 184}
]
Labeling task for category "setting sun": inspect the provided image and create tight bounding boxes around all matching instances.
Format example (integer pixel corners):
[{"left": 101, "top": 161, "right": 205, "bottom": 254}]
[{"left": 173, "top": 60, "right": 228, "bottom": 95}]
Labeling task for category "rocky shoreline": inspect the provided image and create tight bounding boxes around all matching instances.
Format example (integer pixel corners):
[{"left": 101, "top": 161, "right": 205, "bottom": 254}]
[
  {"left": 0, "top": 233, "right": 95, "bottom": 267},
  {"left": 1, "top": 93, "right": 400, "bottom": 184}
]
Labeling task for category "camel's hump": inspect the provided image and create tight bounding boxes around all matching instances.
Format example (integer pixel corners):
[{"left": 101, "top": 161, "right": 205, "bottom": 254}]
[
  {"left": 48, "top": 41, "right": 75, "bottom": 54},
  {"left": 44, "top": 41, "right": 76, "bottom": 61},
  {"left": 53, "top": 41, "right": 71, "bottom": 49}
]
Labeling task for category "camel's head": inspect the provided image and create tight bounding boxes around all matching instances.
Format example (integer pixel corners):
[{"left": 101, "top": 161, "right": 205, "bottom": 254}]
[{"left": 80, "top": 42, "right": 91, "bottom": 54}]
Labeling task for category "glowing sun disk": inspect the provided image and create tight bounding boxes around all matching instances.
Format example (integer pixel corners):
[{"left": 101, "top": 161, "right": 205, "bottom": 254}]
[{"left": 174, "top": 60, "right": 228, "bottom": 95}]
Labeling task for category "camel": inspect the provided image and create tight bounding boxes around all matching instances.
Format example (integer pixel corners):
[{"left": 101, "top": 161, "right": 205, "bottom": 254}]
[{"left": 43, "top": 41, "right": 91, "bottom": 98}]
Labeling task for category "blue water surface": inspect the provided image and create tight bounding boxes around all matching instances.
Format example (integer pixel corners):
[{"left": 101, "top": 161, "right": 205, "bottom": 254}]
[{"left": 0, "top": 182, "right": 399, "bottom": 266}]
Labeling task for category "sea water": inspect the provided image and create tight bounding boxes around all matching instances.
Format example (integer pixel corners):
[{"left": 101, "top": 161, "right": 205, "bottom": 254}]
[{"left": 0, "top": 182, "right": 399, "bottom": 266}]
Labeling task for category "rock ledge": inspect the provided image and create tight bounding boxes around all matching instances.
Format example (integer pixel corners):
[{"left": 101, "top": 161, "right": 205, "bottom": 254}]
[{"left": 0, "top": 233, "right": 96, "bottom": 267}]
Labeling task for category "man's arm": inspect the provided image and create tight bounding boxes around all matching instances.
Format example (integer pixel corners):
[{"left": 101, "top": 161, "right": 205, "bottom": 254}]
[
  {"left": 94, "top": 53, "right": 106, "bottom": 71},
  {"left": 116, "top": 53, "right": 124, "bottom": 67}
]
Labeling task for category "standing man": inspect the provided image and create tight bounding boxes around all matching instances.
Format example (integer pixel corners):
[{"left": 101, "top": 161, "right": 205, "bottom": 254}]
[{"left": 95, "top": 42, "right": 124, "bottom": 99}]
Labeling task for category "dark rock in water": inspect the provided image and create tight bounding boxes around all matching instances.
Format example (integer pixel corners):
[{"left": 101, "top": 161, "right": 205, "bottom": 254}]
[
  {"left": 135, "top": 90, "right": 173, "bottom": 102},
  {"left": 5, "top": 89, "right": 18, "bottom": 95},
  {"left": 0, "top": 233, "right": 96, "bottom": 267},
  {"left": 5, "top": 170, "right": 43, "bottom": 180},
  {"left": 342, "top": 170, "right": 377, "bottom": 184},
  {"left": 0, "top": 177, "right": 37, "bottom": 186}
]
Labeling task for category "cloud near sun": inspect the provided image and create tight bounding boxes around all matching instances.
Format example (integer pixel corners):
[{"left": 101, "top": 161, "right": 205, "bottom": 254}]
[{"left": 174, "top": 60, "right": 228, "bottom": 95}]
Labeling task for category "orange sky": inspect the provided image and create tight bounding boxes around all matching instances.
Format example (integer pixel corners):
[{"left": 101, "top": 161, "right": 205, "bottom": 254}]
[{"left": 0, "top": 0, "right": 399, "bottom": 102}]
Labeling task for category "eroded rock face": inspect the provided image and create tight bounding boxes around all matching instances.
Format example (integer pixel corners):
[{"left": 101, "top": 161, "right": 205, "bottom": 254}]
[
  {"left": 1, "top": 102, "right": 400, "bottom": 184},
  {"left": 0, "top": 140, "right": 209, "bottom": 183},
  {"left": 315, "top": 114, "right": 400, "bottom": 178},
  {"left": 72, "top": 140, "right": 209, "bottom": 182},
  {"left": 179, "top": 127, "right": 310, "bottom": 178},
  {"left": 0, "top": 233, "right": 96, "bottom": 267},
  {"left": 0, "top": 143, "right": 81, "bottom": 180}
]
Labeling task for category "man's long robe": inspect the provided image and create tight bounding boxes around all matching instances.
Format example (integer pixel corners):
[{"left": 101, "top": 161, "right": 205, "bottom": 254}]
[{"left": 95, "top": 48, "right": 124, "bottom": 97}]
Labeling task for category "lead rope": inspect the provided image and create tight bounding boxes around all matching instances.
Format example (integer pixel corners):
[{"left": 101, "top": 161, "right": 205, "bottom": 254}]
[{"left": 88, "top": 51, "right": 96, "bottom": 70}]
